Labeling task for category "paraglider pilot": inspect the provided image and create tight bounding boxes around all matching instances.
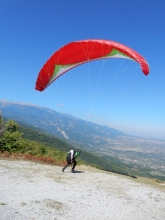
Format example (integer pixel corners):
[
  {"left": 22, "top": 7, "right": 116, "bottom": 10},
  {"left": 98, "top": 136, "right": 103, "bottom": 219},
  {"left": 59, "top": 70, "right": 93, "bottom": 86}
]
[{"left": 62, "top": 148, "right": 81, "bottom": 173}]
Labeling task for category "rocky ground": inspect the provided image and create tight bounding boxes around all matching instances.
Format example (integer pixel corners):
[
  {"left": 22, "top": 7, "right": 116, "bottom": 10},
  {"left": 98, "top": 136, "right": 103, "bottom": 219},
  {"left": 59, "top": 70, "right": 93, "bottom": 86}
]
[{"left": 0, "top": 159, "right": 165, "bottom": 220}]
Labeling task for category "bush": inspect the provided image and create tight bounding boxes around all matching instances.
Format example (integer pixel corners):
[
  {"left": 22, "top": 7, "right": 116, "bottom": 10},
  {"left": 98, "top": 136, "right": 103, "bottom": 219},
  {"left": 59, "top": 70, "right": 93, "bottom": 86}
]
[{"left": 0, "top": 120, "right": 23, "bottom": 153}]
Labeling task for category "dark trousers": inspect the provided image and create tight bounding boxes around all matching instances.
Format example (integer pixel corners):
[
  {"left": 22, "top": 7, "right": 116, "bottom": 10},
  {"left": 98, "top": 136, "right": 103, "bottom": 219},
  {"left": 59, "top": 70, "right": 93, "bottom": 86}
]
[{"left": 63, "top": 159, "right": 77, "bottom": 171}]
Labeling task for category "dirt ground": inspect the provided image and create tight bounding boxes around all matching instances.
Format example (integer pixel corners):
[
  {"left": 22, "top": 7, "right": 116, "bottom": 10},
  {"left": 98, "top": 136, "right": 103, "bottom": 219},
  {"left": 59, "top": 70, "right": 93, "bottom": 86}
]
[{"left": 0, "top": 158, "right": 165, "bottom": 220}]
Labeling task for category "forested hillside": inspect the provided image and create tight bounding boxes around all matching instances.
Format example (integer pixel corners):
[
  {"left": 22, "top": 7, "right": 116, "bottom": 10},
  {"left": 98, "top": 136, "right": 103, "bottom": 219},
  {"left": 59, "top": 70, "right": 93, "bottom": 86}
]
[{"left": 0, "top": 117, "right": 137, "bottom": 177}]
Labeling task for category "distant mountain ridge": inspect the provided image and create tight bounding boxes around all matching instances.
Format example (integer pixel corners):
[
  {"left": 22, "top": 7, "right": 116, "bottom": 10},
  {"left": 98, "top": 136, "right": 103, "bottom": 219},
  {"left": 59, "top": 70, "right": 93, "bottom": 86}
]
[{"left": 0, "top": 100, "right": 125, "bottom": 148}]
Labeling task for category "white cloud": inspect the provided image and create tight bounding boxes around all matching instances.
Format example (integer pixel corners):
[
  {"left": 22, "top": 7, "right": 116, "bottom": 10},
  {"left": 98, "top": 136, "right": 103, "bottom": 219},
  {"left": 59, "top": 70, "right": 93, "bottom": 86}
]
[
  {"left": 86, "top": 113, "right": 99, "bottom": 118},
  {"left": 57, "top": 104, "right": 64, "bottom": 107}
]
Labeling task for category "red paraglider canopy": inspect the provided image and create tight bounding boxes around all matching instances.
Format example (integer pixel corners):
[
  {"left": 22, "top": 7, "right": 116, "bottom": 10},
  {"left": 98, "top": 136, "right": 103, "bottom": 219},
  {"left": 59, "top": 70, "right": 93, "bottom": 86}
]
[{"left": 35, "top": 39, "right": 150, "bottom": 91}]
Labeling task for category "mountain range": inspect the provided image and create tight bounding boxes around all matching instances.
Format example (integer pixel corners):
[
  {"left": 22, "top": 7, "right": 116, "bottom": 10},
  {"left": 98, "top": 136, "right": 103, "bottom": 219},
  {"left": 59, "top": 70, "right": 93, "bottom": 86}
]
[{"left": 0, "top": 100, "right": 125, "bottom": 149}]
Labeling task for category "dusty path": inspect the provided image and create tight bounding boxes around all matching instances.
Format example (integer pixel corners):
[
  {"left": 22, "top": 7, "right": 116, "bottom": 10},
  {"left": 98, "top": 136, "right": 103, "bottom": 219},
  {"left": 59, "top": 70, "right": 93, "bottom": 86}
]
[{"left": 0, "top": 159, "right": 165, "bottom": 220}]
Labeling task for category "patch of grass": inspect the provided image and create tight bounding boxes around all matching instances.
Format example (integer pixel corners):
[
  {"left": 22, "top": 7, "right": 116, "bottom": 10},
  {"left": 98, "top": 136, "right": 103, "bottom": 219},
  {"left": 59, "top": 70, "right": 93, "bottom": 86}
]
[
  {"left": 21, "top": 202, "right": 27, "bottom": 206},
  {"left": 44, "top": 199, "right": 63, "bottom": 210},
  {"left": 35, "top": 200, "right": 40, "bottom": 203},
  {"left": 0, "top": 203, "right": 6, "bottom": 205},
  {"left": 155, "top": 179, "right": 164, "bottom": 184}
]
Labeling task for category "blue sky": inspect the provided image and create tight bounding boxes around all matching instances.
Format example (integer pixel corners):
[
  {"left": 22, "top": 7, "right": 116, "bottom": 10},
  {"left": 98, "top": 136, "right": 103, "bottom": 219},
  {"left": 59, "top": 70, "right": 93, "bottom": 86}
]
[{"left": 0, "top": 0, "right": 165, "bottom": 140}]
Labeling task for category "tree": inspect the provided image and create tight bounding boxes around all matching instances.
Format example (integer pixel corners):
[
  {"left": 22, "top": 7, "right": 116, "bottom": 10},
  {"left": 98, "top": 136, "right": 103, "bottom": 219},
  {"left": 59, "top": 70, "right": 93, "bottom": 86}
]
[
  {"left": 6, "top": 120, "right": 19, "bottom": 132},
  {"left": 0, "top": 120, "right": 23, "bottom": 152},
  {"left": 0, "top": 112, "right": 5, "bottom": 137},
  {"left": 0, "top": 111, "right": 2, "bottom": 122}
]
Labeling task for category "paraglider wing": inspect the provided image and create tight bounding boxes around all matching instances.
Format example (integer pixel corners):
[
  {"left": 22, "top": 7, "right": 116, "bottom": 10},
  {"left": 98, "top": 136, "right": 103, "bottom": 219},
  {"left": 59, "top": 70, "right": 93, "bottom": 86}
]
[{"left": 35, "top": 39, "right": 150, "bottom": 91}]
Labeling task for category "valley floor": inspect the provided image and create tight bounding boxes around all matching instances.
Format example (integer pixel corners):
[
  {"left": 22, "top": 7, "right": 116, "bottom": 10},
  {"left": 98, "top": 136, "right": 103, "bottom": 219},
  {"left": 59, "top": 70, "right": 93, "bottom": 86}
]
[{"left": 0, "top": 159, "right": 165, "bottom": 220}]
